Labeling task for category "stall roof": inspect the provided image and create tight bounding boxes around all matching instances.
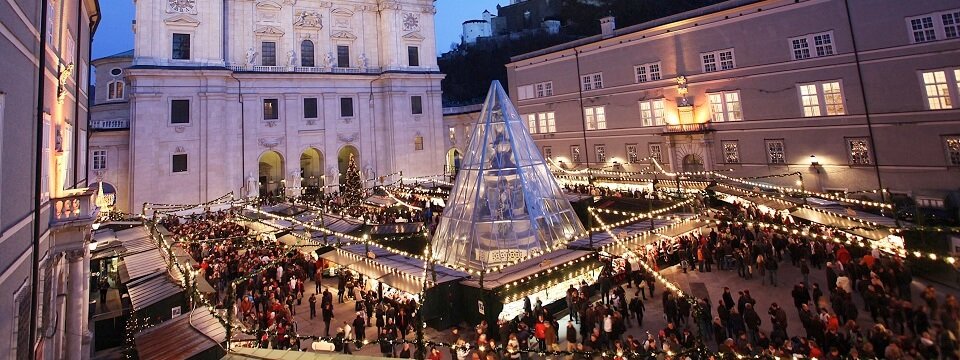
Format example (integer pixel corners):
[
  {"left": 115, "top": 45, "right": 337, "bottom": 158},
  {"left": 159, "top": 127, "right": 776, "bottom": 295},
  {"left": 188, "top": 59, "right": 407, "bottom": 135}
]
[
  {"left": 120, "top": 249, "right": 170, "bottom": 283},
  {"left": 127, "top": 274, "right": 183, "bottom": 312},
  {"left": 567, "top": 214, "right": 701, "bottom": 250},
  {"left": 369, "top": 222, "right": 423, "bottom": 235},
  {"left": 790, "top": 207, "right": 893, "bottom": 241},
  {"left": 460, "top": 249, "right": 595, "bottom": 290},
  {"left": 224, "top": 348, "right": 394, "bottom": 360},
  {"left": 135, "top": 309, "right": 226, "bottom": 360},
  {"left": 714, "top": 186, "right": 801, "bottom": 211},
  {"left": 320, "top": 245, "right": 469, "bottom": 292}
]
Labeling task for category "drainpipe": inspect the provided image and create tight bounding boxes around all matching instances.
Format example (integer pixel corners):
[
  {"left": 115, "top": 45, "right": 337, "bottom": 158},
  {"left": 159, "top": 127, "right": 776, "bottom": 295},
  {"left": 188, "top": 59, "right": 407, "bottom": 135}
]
[
  {"left": 230, "top": 73, "right": 245, "bottom": 195},
  {"left": 32, "top": 0, "right": 52, "bottom": 357},
  {"left": 574, "top": 49, "right": 592, "bottom": 184},
  {"left": 843, "top": 0, "right": 885, "bottom": 203}
]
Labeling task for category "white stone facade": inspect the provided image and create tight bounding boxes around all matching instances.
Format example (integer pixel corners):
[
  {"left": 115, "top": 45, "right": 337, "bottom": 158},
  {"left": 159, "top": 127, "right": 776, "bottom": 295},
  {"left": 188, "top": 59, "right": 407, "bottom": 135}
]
[{"left": 123, "top": 0, "right": 445, "bottom": 209}]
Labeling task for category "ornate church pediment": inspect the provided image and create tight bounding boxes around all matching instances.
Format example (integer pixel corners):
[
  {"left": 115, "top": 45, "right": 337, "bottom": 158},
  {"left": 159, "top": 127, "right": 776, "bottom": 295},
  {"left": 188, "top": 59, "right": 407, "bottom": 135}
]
[
  {"left": 255, "top": 0, "right": 283, "bottom": 10},
  {"left": 402, "top": 32, "right": 424, "bottom": 40},
  {"left": 164, "top": 14, "right": 200, "bottom": 27},
  {"left": 330, "top": 31, "right": 356, "bottom": 40},
  {"left": 255, "top": 25, "right": 285, "bottom": 35},
  {"left": 330, "top": 7, "right": 354, "bottom": 16}
]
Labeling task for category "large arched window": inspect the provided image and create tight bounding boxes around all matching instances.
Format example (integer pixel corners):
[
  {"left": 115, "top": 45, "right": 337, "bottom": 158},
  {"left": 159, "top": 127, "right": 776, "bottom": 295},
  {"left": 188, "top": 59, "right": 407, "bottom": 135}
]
[
  {"left": 107, "top": 80, "right": 124, "bottom": 100},
  {"left": 301, "top": 40, "right": 315, "bottom": 67}
]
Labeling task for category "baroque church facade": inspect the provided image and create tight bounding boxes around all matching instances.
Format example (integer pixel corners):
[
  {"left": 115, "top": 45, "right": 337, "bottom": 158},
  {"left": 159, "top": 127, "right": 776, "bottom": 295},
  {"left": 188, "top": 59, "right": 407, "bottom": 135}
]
[{"left": 94, "top": 0, "right": 445, "bottom": 211}]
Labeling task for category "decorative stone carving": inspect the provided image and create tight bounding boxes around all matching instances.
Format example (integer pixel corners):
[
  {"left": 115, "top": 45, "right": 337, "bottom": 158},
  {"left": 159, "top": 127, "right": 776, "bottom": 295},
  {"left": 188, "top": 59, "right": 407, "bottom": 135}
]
[
  {"left": 259, "top": 137, "right": 284, "bottom": 149},
  {"left": 57, "top": 63, "right": 74, "bottom": 104},
  {"left": 421, "top": 5, "right": 437, "bottom": 14},
  {"left": 337, "top": 133, "right": 359, "bottom": 143},
  {"left": 294, "top": 10, "right": 322, "bottom": 28},
  {"left": 174, "top": 126, "right": 186, "bottom": 133},
  {"left": 164, "top": 14, "right": 200, "bottom": 26},
  {"left": 255, "top": 25, "right": 285, "bottom": 35},
  {"left": 379, "top": 2, "right": 400, "bottom": 11},
  {"left": 168, "top": 0, "right": 196, "bottom": 14},
  {"left": 330, "top": 31, "right": 356, "bottom": 40},
  {"left": 317, "top": 1, "right": 332, "bottom": 8},
  {"left": 402, "top": 32, "right": 424, "bottom": 40},
  {"left": 287, "top": 50, "right": 297, "bottom": 66},
  {"left": 402, "top": 12, "right": 420, "bottom": 32},
  {"left": 65, "top": 249, "right": 85, "bottom": 262},
  {"left": 175, "top": 146, "right": 186, "bottom": 153},
  {"left": 324, "top": 52, "right": 335, "bottom": 68},
  {"left": 246, "top": 48, "right": 258, "bottom": 66},
  {"left": 255, "top": 0, "right": 282, "bottom": 10},
  {"left": 264, "top": 120, "right": 278, "bottom": 128},
  {"left": 357, "top": 53, "right": 368, "bottom": 70},
  {"left": 282, "top": 0, "right": 296, "bottom": 5}
]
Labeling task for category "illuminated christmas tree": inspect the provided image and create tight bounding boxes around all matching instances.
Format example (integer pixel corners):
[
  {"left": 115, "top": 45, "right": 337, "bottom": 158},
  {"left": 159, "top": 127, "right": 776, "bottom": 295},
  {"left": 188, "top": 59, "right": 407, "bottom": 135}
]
[{"left": 342, "top": 153, "right": 364, "bottom": 208}]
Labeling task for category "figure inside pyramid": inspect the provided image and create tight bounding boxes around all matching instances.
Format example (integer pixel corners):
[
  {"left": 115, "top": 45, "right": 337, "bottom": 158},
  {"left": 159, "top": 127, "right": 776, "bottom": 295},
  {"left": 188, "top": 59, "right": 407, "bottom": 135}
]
[{"left": 431, "top": 81, "right": 587, "bottom": 273}]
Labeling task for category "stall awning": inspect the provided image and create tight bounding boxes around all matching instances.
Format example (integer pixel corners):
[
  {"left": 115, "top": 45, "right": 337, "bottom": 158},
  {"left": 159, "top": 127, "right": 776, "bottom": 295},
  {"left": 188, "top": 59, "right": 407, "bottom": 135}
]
[
  {"left": 135, "top": 309, "right": 226, "bottom": 360},
  {"left": 120, "top": 249, "right": 170, "bottom": 283},
  {"left": 321, "top": 245, "right": 468, "bottom": 294},
  {"left": 224, "top": 348, "right": 395, "bottom": 360},
  {"left": 369, "top": 222, "right": 423, "bottom": 235},
  {"left": 714, "top": 186, "right": 800, "bottom": 211},
  {"left": 127, "top": 274, "right": 183, "bottom": 312},
  {"left": 790, "top": 207, "right": 893, "bottom": 241},
  {"left": 460, "top": 249, "right": 596, "bottom": 290},
  {"left": 319, "top": 248, "right": 363, "bottom": 268},
  {"left": 567, "top": 214, "right": 702, "bottom": 250}
]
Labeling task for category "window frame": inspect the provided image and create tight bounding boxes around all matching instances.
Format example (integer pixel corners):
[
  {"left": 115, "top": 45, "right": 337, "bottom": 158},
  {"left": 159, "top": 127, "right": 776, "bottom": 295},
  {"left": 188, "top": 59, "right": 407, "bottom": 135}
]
[
  {"left": 581, "top": 72, "right": 603, "bottom": 91},
  {"left": 765, "top": 139, "right": 786, "bottom": 165},
  {"left": 411, "top": 95, "right": 423, "bottom": 115},
  {"left": 170, "top": 99, "right": 191, "bottom": 124},
  {"left": 262, "top": 98, "right": 280, "bottom": 120},
  {"left": 301, "top": 40, "right": 315, "bottom": 67},
  {"left": 594, "top": 144, "right": 607, "bottom": 163},
  {"left": 570, "top": 145, "right": 582, "bottom": 164},
  {"left": 634, "top": 62, "right": 662, "bottom": 83},
  {"left": 172, "top": 33, "right": 191, "bottom": 60},
  {"left": 845, "top": 137, "right": 873, "bottom": 165},
  {"left": 172, "top": 153, "right": 189, "bottom": 173},
  {"left": 538, "top": 112, "right": 556, "bottom": 133},
  {"left": 707, "top": 90, "right": 743, "bottom": 122},
  {"left": 944, "top": 135, "right": 960, "bottom": 166},
  {"left": 789, "top": 31, "right": 835, "bottom": 60},
  {"left": 303, "top": 97, "right": 319, "bottom": 119},
  {"left": 797, "top": 80, "right": 846, "bottom": 117},
  {"left": 626, "top": 144, "right": 639, "bottom": 164},
  {"left": 583, "top": 106, "right": 606, "bottom": 130},
  {"left": 542, "top": 146, "right": 552, "bottom": 159},
  {"left": 701, "top": 49, "right": 735, "bottom": 73},
  {"left": 414, "top": 135, "right": 424, "bottom": 151},
  {"left": 340, "top": 97, "right": 355, "bottom": 118},
  {"left": 525, "top": 114, "right": 538, "bottom": 134},
  {"left": 337, "top": 45, "right": 350, "bottom": 68},
  {"left": 648, "top": 143, "right": 663, "bottom": 164},
  {"left": 920, "top": 69, "right": 957, "bottom": 110},
  {"left": 92, "top": 150, "right": 107, "bottom": 170},
  {"left": 534, "top": 81, "right": 554, "bottom": 98},
  {"left": 906, "top": 9, "right": 960, "bottom": 43},
  {"left": 106, "top": 80, "right": 125, "bottom": 101},
  {"left": 261, "top": 41, "right": 278, "bottom": 66},
  {"left": 638, "top": 99, "right": 666, "bottom": 127},
  {"left": 408, "top": 46, "right": 420, "bottom": 67},
  {"left": 722, "top": 141, "right": 740, "bottom": 164}
]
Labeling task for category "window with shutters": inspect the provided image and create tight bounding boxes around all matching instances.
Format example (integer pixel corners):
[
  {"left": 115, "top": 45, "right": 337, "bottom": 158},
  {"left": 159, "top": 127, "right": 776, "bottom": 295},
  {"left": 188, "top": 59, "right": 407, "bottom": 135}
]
[
  {"left": 517, "top": 85, "right": 535, "bottom": 100},
  {"left": 171, "top": 99, "right": 190, "bottom": 124}
]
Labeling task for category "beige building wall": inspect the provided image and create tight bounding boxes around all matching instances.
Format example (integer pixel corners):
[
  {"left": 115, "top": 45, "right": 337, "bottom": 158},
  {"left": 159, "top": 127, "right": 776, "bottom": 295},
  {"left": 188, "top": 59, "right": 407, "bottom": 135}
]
[{"left": 506, "top": 0, "right": 960, "bottom": 199}]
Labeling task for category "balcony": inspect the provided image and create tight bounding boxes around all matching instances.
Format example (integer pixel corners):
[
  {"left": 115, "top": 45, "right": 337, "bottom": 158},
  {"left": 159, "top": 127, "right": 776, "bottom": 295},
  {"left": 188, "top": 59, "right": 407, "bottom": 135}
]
[
  {"left": 663, "top": 122, "right": 712, "bottom": 134},
  {"left": 50, "top": 187, "right": 99, "bottom": 229},
  {"left": 90, "top": 119, "right": 129, "bottom": 130},
  {"left": 228, "top": 64, "right": 382, "bottom": 74}
]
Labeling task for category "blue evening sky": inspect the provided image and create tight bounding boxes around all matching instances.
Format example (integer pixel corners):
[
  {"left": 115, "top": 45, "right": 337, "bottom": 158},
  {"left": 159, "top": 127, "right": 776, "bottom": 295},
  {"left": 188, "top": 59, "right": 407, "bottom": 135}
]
[{"left": 91, "top": 0, "right": 508, "bottom": 59}]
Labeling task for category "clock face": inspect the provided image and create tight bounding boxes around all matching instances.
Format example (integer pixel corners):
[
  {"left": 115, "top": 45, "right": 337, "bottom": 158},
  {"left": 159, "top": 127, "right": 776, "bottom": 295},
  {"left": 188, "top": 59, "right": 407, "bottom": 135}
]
[
  {"left": 169, "top": 0, "right": 195, "bottom": 13},
  {"left": 402, "top": 13, "right": 419, "bottom": 31}
]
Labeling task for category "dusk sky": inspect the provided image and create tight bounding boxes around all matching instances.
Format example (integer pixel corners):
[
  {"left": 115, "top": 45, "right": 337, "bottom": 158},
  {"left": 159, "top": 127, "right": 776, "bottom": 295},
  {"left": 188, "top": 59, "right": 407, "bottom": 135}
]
[{"left": 91, "top": 0, "right": 509, "bottom": 59}]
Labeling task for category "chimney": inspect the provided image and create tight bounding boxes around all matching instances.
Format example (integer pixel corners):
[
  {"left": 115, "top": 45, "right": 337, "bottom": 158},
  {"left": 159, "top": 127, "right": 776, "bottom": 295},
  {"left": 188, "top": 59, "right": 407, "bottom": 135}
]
[{"left": 600, "top": 16, "right": 616, "bottom": 38}]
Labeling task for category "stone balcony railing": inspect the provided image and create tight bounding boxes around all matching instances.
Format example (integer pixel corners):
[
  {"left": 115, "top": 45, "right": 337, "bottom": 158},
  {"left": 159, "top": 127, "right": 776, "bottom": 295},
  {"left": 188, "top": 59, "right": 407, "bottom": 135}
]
[
  {"left": 50, "top": 187, "right": 99, "bottom": 229},
  {"left": 663, "top": 122, "right": 712, "bottom": 134},
  {"left": 228, "top": 64, "right": 436, "bottom": 74},
  {"left": 90, "top": 119, "right": 129, "bottom": 130}
]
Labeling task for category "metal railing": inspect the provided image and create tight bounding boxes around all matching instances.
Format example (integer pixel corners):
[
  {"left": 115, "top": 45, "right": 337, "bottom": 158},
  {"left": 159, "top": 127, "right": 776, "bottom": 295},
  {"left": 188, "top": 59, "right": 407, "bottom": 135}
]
[
  {"left": 228, "top": 64, "right": 435, "bottom": 74},
  {"left": 663, "top": 123, "right": 711, "bottom": 133},
  {"left": 90, "top": 119, "right": 129, "bottom": 130}
]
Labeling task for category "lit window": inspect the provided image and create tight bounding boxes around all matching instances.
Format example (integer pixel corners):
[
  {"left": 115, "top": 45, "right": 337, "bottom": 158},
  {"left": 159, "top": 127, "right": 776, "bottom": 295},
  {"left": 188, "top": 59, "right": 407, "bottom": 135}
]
[
  {"left": 922, "top": 70, "right": 953, "bottom": 109},
  {"left": 526, "top": 114, "right": 538, "bottom": 134},
  {"left": 847, "top": 138, "right": 871, "bottom": 165},
  {"left": 263, "top": 99, "right": 279, "bottom": 120},
  {"left": 448, "top": 127, "right": 456, "bottom": 143},
  {"left": 722, "top": 141, "right": 740, "bottom": 164},
  {"left": 107, "top": 81, "right": 124, "bottom": 100},
  {"left": 571, "top": 145, "right": 581, "bottom": 164},
  {"left": 648, "top": 144, "right": 663, "bottom": 163},
  {"left": 766, "top": 140, "right": 785, "bottom": 164},
  {"left": 584, "top": 106, "right": 606, "bottom": 130},
  {"left": 945, "top": 136, "right": 960, "bottom": 166},
  {"left": 799, "top": 84, "right": 821, "bottom": 117},
  {"left": 595, "top": 144, "right": 606, "bottom": 163},
  {"left": 635, "top": 62, "right": 662, "bottom": 83},
  {"left": 799, "top": 81, "right": 845, "bottom": 117},
  {"left": 626, "top": 144, "right": 639, "bottom": 164},
  {"left": 542, "top": 146, "right": 552, "bottom": 159},
  {"left": 581, "top": 72, "right": 603, "bottom": 91},
  {"left": 639, "top": 99, "right": 665, "bottom": 127},
  {"left": 822, "top": 82, "right": 845, "bottom": 115},
  {"left": 702, "top": 49, "right": 735, "bottom": 73},
  {"left": 538, "top": 112, "right": 556, "bottom": 133},
  {"left": 92, "top": 150, "right": 107, "bottom": 170},
  {"left": 414, "top": 135, "right": 424, "bottom": 151},
  {"left": 707, "top": 91, "right": 742, "bottom": 122}
]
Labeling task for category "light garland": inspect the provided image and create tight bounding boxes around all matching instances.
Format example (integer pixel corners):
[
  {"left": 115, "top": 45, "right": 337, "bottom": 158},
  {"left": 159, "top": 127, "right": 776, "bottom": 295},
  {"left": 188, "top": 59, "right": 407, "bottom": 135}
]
[{"left": 587, "top": 198, "right": 696, "bottom": 232}]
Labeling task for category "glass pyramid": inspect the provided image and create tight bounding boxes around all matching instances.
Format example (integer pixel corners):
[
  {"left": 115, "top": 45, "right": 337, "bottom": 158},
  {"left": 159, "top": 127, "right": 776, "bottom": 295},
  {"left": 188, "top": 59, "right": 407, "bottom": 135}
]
[{"left": 431, "top": 81, "right": 587, "bottom": 273}]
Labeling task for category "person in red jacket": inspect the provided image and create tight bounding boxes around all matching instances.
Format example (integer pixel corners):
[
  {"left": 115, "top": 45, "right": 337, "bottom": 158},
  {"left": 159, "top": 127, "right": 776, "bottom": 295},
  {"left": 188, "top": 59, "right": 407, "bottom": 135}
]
[
  {"left": 534, "top": 315, "right": 547, "bottom": 352},
  {"left": 836, "top": 246, "right": 851, "bottom": 266}
]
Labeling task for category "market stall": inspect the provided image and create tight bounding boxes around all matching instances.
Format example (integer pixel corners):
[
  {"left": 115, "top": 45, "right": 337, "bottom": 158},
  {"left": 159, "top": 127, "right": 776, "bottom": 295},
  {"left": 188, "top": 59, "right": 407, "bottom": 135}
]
[{"left": 134, "top": 309, "right": 226, "bottom": 360}]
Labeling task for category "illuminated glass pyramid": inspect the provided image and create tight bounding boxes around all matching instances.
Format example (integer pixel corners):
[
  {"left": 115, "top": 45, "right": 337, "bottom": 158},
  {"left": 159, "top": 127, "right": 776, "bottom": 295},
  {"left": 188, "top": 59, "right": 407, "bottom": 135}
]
[{"left": 432, "top": 81, "right": 586, "bottom": 273}]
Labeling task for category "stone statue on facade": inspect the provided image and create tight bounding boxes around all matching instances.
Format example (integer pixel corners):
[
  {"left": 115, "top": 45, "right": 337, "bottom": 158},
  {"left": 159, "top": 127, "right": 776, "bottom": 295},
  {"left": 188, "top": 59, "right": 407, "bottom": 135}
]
[
  {"left": 357, "top": 53, "right": 368, "bottom": 70},
  {"left": 246, "top": 173, "right": 259, "bottom": 198},
  {"left": 246, "top": 48, "right": 258, "bottom": 66},
  {"left": 324, "top": 51, "right": 336, "bottom": 68},
  {"left": 287, "top": 50, "right": 298, "bottom": 67}
]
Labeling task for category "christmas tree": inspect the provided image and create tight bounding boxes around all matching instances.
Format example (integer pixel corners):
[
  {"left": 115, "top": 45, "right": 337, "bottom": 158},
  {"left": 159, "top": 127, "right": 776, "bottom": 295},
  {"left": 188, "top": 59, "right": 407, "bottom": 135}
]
[{"left": 342, "top": 153, "right": 364, "bottom": 208}]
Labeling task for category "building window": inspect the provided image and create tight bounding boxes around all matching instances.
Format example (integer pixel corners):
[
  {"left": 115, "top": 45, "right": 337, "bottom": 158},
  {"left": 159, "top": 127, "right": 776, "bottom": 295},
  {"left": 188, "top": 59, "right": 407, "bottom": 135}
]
[
  {"left": 846, "top": 138, "right": 872, "bottom": 165},
  {"left": 411, "top": 96, "right": 423, "bottom": 115},
  {"left": 543, "top": 146, "right": 552, "bottom": 159},
  {"left": 301, "top": 40, "right": 315, "bottom": 67},
  {"left": 626, "top": 144, "right": 639, "bottom": 164},
  {"left": 449, "top": 127, "right": 456, "bottom": 143},
  {"left": 766, "top": 140, "right": 786, "bottom": 164},
  {"left": 538, "top": 112, "right": 556, "bottom": 133},
  {"left": 517, "top": 85, "right": 534, "bottom": 100},
  {"left": 790, "top": 31, "right": 834, "bottom": 60},
  {"left": 584, "top": 106, "right": 606, "bottom": 130},
  {"left": 15, "top": 285, "right": 30, "bottom": 360},
  {"left": 722, "top": 141, "right": 740, "bottom": 164},
  {"left": 172, "top": 33, "right": 191, "bottom": 60},
  {"left": 945, "top": 11, "right": 960, "bottom": 39},
  {"left": 571, "top": 145, "right": 581, "bottom": 164},
  {"left": 581, "top": 72, "right": 603, "bottom": 91},
  {"left": 263, "top": 99, "right": 279, "bottom": 120},
  {"left": 414, "top": 135, "right": 424, "bottom": 151},
  {"left": 172, "top": 154, "right": 188, "bottom": 173},
  {"left": 648, "top": 144, "right": 663, "bottom": 163},
  {"left": 261, "top": 41, "right": 277, "bottom": 66},
  {"left": 340, "top": 97, "right": 354, "bottom": 117},
  {"left": 799, "top": 81, "right": 845, "bottom": 117},
  {"left": 526, "top": 114, "right": 538, "bottom": 133},
  {"left": 911, "top": 16, "right": 937, "bottom": 42},
  {"left": 107, "top": 81, "right": 124, "bottom": 100},
  {"left": 303, "top": 98, "right": 318, "bottom": 119},
  {"left": 701, "top": 49, "right": 735, "bottom": 73},
  {"left": 639, "top": 99, "right": 665, "bottom": 126},
  {"left": 337, "top": 45, "right": 350, "bottom": 67},
  {"left": 535, "top": 82, "right": 553, "bottom": 97},
  {"left": 945, "top": 136, "right": 960, "bottom": 166},
  {"left": 408, "top": 46, "right": 420, "bottom": 67},
  {"left": 707, "top": 91, "right": 742, "bottom": 122},
  {"left": 907, "top": 9, "right": 960, "bottom": 43},
  {"left": 635, "top": 62, "right": 662, "bottom": 83},
  {"left": 595, "top": 144, "right": 606, "bottom": 163},
  {"left": 922, "top": 70, "right": 954, "bottom": 109},
  {"left": 92, "top": 150, "right": 107, "bottom": 170},
  {"left": 170, "top": 99, "right": 190, "bottom": 124}
]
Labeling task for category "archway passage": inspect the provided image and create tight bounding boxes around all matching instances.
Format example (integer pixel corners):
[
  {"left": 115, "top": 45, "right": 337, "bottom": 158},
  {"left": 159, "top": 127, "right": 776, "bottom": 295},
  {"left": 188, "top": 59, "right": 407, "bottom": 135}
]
[
  {"left": 337, "top": 146, "right": 360, "bottom": 185},
  {"left": 682, "top": 154, "right": 705, "bottom": 173},
  {"left": 259, "top": 151, "right": 285, "bottom": 198},
  {"left": 300, "top": 148, "right": 324, "bottom": 195},
  {"left": 447, "top": 148, "right": 463, "bottom": 177}
]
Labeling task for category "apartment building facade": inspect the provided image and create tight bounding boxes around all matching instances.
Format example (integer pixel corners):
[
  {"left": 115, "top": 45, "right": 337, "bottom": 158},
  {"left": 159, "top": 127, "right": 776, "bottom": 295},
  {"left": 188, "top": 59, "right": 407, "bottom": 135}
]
[
  {"left": 506, "top": 0, "right": 960, "bottom": 202},
  {"left": 0, "top": 0, "right": 101, "bottom": 358}
]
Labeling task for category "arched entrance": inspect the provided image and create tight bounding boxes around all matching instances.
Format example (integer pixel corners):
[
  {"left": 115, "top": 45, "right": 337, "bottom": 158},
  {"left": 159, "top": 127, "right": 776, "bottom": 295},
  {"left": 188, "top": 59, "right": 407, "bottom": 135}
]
[
  {"left": 682, "top": 154, "right": 705, "bottom": 173},
  {"left": 93, "top": 182, "right": 117, "bottom": 210},
  {"left": 446, "top": 148, "right": 462, "bottom": 176},
  {"left": 258, "top": 151, "right": 285, "bottom": 197},
  {"left": 337, "top": 146, "right": 360, "bottom": 185},
  {"left": 300, "top": 148, "right": 324, "bottom": 194}
]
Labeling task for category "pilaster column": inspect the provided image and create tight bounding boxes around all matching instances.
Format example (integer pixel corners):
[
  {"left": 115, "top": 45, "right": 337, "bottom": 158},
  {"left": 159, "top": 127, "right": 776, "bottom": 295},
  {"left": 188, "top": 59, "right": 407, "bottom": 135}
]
[{"left": 64, "top": 248, "right": 87, "bottom": 360}]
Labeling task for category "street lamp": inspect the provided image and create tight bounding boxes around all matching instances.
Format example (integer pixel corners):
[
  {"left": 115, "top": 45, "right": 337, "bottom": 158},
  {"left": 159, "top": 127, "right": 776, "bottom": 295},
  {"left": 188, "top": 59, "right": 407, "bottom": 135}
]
[{"left": 809, "top": 155, "right": 821, "bottom": 173}]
